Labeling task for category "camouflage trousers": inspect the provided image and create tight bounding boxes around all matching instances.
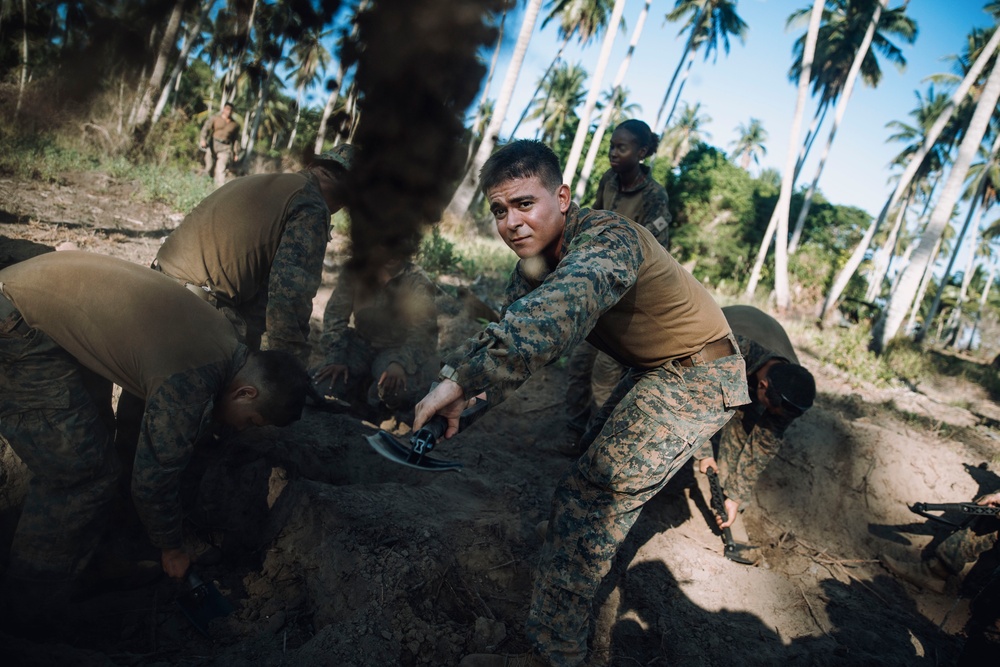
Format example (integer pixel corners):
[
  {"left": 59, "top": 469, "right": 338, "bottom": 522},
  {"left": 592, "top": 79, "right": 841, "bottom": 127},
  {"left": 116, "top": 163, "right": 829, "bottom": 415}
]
[
  {"left": 936, "top": 520, "right": 999, "bottom": 575},
  {"left": 527, "top": 346, "right": 748, "bottom": 666},
  {"left": 0, "top": 299, "right": 118, "bottom": 584},
  {"left": 204, "top": 142, "right": 233, "bottom": 187},
  {"left": 325, "top": 329, "right": 439, "bottom": 413},
  {"left": 564, "top": 341, "right": 627, "bottom": 435}
]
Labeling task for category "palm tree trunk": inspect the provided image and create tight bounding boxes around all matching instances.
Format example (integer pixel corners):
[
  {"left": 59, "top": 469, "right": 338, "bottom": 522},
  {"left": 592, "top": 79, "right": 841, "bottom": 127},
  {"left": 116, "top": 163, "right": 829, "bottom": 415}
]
[
  {"left": 662, "top": 55, "right": 695, "bottom": 138},
  {"left": 788, "top": 0, "right": 885, "bottom": 255},
  {"left": 510, "top": 33, "right": 572, "bottom": 141},
  {"left": 745, "top": 0, "right": 824, "bottom": 305},
  {"left": 132, "top": 0, "right": 185, "bottom": 131},
  {"left": 466, "top": 6, "right": 508, "bottom": 166},
  {"left": 152, "top": 1, "right": 209, "bottom": 126},
  {"left": 286, "top": 85, "right": 304, "bottom": 150},
  {"left": 822, "top": 27, "right": 1000, "bottom": 323},
  {"left": 563, "top": 0, "right": 628, "bottom": 192},
  {"left": 864, "top": 186, "right": 911, "bottom": 302},
  {"left": 15, "top": 0, "right": 27, "bottom": 118},
  {"left": 655, "top": 5, "right": 703, "bottom": 133},
  {"left": 243, "top": 36, "right": 286, "bottom": 169},
  {"left": 794, "top": 102, "right": 828, "bottom": 181},
  {"left": 873, "top": 57, "right": 1000, "bottom": 353},
  {"left": 314, "top": 0, "right": 368, "bottom": 154},
  {"left": 917, "top": 137, "right": 997, "bottom": 342},
  {"left": 903, "top": 235, "right": 942, "bottom": 336},
  {"left": 446, "top": 0, "right": 543, "bottom": 221},
  {"left": 574, "top": 0, "right": 652, "bottom": 200},
  {"left": 966, "top": 256, "right": 997, "bottom": 350}
]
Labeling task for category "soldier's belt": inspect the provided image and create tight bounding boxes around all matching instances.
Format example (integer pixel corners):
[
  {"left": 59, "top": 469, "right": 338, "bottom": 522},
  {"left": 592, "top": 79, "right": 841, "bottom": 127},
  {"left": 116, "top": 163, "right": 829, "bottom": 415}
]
[{"left": 676, "top": 337, "right": 737, "bottom": 368}]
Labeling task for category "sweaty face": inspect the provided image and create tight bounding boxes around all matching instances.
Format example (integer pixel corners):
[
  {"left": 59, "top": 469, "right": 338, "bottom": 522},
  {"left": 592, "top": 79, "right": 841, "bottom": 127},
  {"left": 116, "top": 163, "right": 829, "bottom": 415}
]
[
  {"left": 488, "top": 175, "right": 571, "bottom": 263},
  {"left": 608, "top": 128, "right": 646, "bottom": 175}
]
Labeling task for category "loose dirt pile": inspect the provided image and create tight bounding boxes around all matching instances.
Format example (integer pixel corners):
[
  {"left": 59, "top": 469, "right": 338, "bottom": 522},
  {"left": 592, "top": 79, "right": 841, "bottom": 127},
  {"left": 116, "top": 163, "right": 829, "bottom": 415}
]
[{"left": 1, "top": 173, "right": 998, "bottom": 666}]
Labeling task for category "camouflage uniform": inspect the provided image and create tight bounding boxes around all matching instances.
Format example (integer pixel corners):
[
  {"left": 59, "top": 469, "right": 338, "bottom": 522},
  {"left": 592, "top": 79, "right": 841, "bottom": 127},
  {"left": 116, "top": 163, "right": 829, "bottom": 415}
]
[
  {"left": 565, "top": 165, "right": 672, "bottom": 439},
  {"left": 0, "top": 253, "right": 245, "bottom": 595},
  {"left": 445, "top": 205, "right": 748, "bottom": 666},
  {"left": 200, "top": 112, "right": 240, "bottom": 187},
  {"left": 155, "top": 171, "right": 332, "bottom": 366},
  {"left": 935, "top": 512, "right": 999, "bottom": 575},
  {"left": 707, "top": 334, "right": 797, "bottom": 505},
  {"left": 320, "top": 262, "right": 439, "bottom": 412}
]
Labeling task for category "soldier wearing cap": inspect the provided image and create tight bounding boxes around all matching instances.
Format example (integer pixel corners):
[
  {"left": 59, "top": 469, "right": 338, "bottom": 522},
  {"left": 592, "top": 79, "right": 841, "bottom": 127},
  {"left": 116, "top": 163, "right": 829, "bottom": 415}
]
[
  {"left": 696, "top": 304, "right": 817, "bottom": 535},
  {"left": 154, "top": 145, "right": 356, "bottom": 366},
  {"left": 199, "top": 102, "right": 241, "bottom": 187}
]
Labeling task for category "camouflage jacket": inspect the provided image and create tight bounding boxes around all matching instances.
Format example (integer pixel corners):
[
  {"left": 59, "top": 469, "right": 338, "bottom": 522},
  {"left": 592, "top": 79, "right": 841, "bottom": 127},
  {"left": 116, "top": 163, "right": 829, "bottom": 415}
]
[
  {"left": 133, "top": 348, "right": 247, "bottom": 549},
  {"left": 258, "top": 172, "right": 332, "bottom": 366},
  {"left": 711, "top": 334, "right": 798, "bottom": 504},
  {"left": 447, "top": 204, "right": 657, "bottom": 405},
  {"left": 593, "top": 165, "right": 671, "bottom": 248},
  {"left": 320, "top": 262, "right": 439, "bottom": 373}
]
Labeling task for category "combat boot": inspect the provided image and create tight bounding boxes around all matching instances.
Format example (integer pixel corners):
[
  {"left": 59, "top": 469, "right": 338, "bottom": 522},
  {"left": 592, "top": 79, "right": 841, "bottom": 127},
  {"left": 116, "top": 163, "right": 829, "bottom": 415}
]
[
  {"left": 880, "top": 554, "right": 950, "bottom": 594},
  {"left": 459, "top": 652, "right": 548, "bottom": 667}
]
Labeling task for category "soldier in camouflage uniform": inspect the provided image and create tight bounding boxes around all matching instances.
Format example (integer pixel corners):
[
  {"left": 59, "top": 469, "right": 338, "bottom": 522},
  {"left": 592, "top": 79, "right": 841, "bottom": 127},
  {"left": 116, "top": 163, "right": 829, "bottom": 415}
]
[
  {"left": 412, "top": 141, "right": 749, "bottom": 667},
  {"left": 0, "top": 252, "right": 312, "bottom": 624},
  {"left": 199, "top": 102, "right": 241, "bottom": 187},
  {"left": 313, "top": 244, "right": 439, "bottom": 419},
  {"left": 882, "top": 490, "right": 1000, "bottom": 594},
  {"left": 154, "top": 144, "right": 356, "bottom": 368},
  {"left": 694, "top": 305, "right": 816, "bottom": 537},
  {"left": 564, "top": 119, "right": 672, "bottom": 454}
]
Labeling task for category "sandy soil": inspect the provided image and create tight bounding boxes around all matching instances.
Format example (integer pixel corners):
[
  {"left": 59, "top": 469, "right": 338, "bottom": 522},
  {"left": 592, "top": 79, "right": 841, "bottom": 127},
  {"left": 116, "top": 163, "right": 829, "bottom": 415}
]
[{"left": 1, "top": 171, "right": 999, "bottom": 666}]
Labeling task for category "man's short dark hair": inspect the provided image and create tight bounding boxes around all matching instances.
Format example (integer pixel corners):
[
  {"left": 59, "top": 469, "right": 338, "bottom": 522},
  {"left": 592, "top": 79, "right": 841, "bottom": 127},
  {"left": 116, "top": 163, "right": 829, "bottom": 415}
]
[
  {"left": 479, "top": 140, "right": 564, "bottom": 196},
  {"left": 766, "top": 363, "right": 816, "bottom": 417},
  {"left": 245, "top": 351, "right": 311, "bottom": 426},
  {"left": 224, "top": 102, "right": 235, "bottom": 111}
]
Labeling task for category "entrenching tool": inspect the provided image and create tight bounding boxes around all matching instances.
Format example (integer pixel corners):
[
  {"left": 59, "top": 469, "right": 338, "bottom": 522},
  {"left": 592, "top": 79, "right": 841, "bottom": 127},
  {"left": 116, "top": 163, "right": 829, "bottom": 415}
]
[
  {"left": 177, "top": 569, "right": 234, "bottom": 638},
  {"left": 706, "top": 468, "right": 757, "bottom": 565},
  {"left": 909, "top": 501, "right": 1000, "bottom": 529},
  {"left": 365, "top": 399, "right": 488, "bottom": 472}
]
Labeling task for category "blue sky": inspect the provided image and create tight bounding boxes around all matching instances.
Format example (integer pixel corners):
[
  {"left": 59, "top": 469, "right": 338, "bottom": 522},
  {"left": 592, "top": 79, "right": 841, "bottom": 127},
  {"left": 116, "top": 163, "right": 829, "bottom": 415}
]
[{"left": 481, "top": 0, "right": 996, "bottom": 220}]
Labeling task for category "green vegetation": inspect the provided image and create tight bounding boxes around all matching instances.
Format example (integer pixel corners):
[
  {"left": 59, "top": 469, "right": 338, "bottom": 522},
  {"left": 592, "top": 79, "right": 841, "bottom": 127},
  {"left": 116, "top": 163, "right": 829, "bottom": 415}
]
[{"left": 418, "top": 227, "right": 516, "bottom": 280}]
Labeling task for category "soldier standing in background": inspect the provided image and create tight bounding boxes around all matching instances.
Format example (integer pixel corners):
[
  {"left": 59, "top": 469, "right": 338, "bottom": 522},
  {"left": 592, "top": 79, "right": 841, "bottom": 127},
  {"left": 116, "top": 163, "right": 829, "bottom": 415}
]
[
  {"left": 200, "top": 102, "right": 241, "bottom": 187},
  {"left": 563, "top": 119, "right": 672, "bottom": 455}
]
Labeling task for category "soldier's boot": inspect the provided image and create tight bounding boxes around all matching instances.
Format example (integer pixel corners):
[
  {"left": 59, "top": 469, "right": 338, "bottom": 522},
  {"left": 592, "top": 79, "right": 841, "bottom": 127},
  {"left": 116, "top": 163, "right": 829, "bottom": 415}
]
[
  {"left": 880, "top": 554, "right": 951, "bottom": 594},
  {"left": 459, "top": 651, "right": 549, "bottom": 667}
]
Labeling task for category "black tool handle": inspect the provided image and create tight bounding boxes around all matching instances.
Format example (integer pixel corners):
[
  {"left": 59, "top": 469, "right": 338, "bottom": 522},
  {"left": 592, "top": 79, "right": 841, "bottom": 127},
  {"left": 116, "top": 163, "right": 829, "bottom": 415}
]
[
  {"left": 706, "top": 468, "right": 738, "bottom": 548},
  {"left": 912, "top": 502, "right": 1000, "bottom": 516},
  {"left": 411, "top": 398, "right": 489, "bottom": 454}
]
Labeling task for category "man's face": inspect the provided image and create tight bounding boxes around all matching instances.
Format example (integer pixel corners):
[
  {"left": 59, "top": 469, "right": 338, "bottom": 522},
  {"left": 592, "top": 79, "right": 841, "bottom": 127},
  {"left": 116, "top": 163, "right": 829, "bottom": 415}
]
[
  {"left": 487, "top": 175, "right": 570, "bottom": 262},
  {"left": 221, "top": 105, "right": 232, "bottom": 121}
]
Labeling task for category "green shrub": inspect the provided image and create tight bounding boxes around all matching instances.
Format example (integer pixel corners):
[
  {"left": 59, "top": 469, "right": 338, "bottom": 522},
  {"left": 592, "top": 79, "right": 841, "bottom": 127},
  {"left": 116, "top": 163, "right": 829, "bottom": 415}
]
[{"left": 418, "top": 227, "right": 459, "bottom": 275}]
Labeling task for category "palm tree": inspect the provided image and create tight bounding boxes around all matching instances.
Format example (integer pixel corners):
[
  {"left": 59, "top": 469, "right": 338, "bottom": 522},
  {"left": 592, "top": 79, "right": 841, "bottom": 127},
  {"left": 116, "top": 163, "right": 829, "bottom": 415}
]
[
  {"left": 820, "top": 25, "right": 1000, "bottom": 325},
  {"left": 730, "top": 117, "right": 768, "bottom": 170},
  {"left": 285, "top": 26, "right": 331, "bottom": 150},
  {"left": 655, "top": 0, "right": 748, "bottom": 134},
  {"left": 575, "top": 0, "right": 653, "bottom": 200},
  {"left": 314, "top": 0, "right": 369, "bottom": 154},
  {"left": 151, "top": 1, "right": 211, "bottom": 126},
  {"left": 446, "top": 0, "right": 544, "bottom": 221},
  {"left": 657, "top": 101, "right": 711, "bottom": 168},
  {"left": 744, "top": 0, "right": 824, "bottom": 305},
  {"left": 787, "top": 0, "right": 917, "bottom": 255},
  {"left": 562, "top": 0, "right": 628, "bottom": 191},
  {"left": 919, "top": 131, "right": 1000, "bottom": 342},
  {"left": 528, "top": 62, "right": 588, "bottom": 145},
  {"left": 874, "top": 47, "right": 1000, "bottom": 352},
  {"left": 131, "top": 0, "right": 185, "bottom": 135},
  {"left": 509, "top": 0, "right": 616, "bottom": 138}
]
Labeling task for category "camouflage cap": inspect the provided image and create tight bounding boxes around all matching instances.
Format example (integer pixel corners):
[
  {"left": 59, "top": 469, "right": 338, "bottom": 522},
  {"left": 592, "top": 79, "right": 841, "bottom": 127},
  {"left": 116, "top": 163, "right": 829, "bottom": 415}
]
[{"left": 313, "top": 144, "right": 356, "bottom": 172}]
